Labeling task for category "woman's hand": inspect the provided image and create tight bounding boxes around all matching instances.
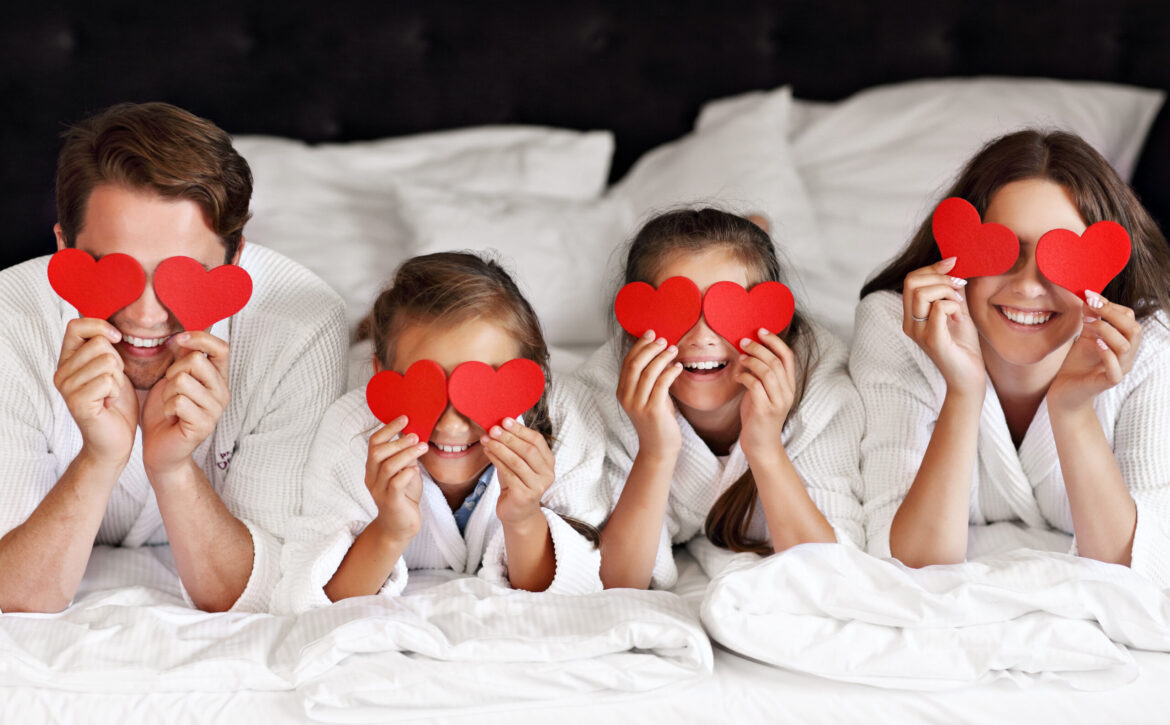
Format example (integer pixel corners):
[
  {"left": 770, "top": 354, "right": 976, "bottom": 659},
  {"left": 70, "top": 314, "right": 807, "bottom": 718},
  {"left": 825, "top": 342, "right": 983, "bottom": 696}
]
[
  {"left": 616, "top": 330, "right": 683, "bottom": 455},
  {"left": 902, "top": 257, "right": 984, "bottom": 396},
  {"left": 1048, "top": 291, "right": 1141, "bottom": 413},
  {"left": 365, "top": 416, "right": 427, "bottom": 544},
  {"left": 735, "top": 329, "right": 796, "bottom": 462},
  {"left": 483, "top": 417, "right": 555, "bottom": 528}
]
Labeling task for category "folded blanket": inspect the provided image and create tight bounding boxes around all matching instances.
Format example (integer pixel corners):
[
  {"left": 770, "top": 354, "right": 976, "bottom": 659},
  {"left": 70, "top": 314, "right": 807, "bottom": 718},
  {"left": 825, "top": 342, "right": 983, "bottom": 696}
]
[{"left": 693, "top": 525, "right": 1170, "bottom": 690}]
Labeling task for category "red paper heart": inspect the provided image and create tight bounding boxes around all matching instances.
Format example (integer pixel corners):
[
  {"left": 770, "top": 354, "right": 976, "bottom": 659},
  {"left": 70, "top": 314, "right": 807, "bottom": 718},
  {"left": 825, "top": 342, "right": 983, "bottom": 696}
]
[
  {"left": 47, "top": 249, "right": 146, "bottom": 319},
  {"left": 702, "top": 281, "right": 795, "bottom": 353},
  {"left": 153, "top": 256, "right": 253, "bottom": 331},
  {"left": 1035, "top": 222, "right": 1132, "bottom": 301},
  {"left": 447, "top": 359, "right": 545, "bottom": 431},
  {"left": 932, "top": 197, "right": 1019, "bottom": 279},
  {"left": 614, "top": 276, "right": 702, "bottom": 346},
  {"left": 365, "top": 360, "right": 449, "bottom": 441}
]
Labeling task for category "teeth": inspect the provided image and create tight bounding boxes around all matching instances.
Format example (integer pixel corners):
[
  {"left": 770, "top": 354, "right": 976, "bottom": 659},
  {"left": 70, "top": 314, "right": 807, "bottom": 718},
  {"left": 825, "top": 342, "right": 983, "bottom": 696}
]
[
  {"left": 124, "top": 334, "right": 170, "bottom": 348},
  {"left": 682, "top": 360, "right": 726, "bottom": 371},
  {"left": 434, "top": 443, "right": 471, "bottom": 453},
  {"left": 1001, "top": 308, "right": 1053, "bottom": 326}
]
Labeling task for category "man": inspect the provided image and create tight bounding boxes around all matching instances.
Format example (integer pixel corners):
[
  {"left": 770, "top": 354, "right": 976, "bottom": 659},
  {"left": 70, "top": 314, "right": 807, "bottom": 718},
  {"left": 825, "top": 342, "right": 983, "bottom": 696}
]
[{"left": 0, "top": 102, "right": 347, "bottom": 612}]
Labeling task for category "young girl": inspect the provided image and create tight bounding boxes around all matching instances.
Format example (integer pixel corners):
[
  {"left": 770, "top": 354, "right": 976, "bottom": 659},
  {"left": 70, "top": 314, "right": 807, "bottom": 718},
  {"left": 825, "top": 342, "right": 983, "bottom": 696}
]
[
  {"left": 275, "top": 252, "right": 604, "bottom": 612},
  {"left": 574, "top": 208, "right": 865, "bottom": 590},
  {"left": 853, "top": 129, "right": 1170, "bottom": 585}
]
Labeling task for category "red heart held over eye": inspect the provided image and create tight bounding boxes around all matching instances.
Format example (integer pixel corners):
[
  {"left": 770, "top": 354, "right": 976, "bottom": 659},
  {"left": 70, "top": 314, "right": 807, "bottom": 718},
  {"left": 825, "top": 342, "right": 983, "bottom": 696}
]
[
  {"left": 153, "top": 256, "right": 253, "bottom": 331},
  {"left": 702, "top": 281, "right": 795, "bottom": 353},
  {"left": 366, "top": 360, "right": 449, "bottom": 441},
  {"left": 47, "top": 249, "right": 146, "bottom": 319},
  {"left": 932, "top": 197, "right": 1019, "bottom": 279},
  {"left": 614, "top": 276, "right": 702, "bottom": 346},
  {"left": 1035, "top": 221, "right": 1132, "bottom": 301},
  {"left": 447, "top": 358, "right": 546, "bottom": 431}
]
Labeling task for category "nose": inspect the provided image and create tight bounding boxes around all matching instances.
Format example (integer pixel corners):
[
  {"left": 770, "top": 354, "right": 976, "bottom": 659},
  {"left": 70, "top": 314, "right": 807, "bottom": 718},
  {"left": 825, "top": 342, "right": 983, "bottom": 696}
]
[
  {"left": 1005, "top": 245, "right": 1048, "bottom": 298},
  {"left": 432, "top": 403, "right": 475, "bottom": 440},
  {"left": 120, "top": 274, "right": 172, "bottom": 329},
  {"left": 677, "top": 314, "right": 723, "bottom": 348}
]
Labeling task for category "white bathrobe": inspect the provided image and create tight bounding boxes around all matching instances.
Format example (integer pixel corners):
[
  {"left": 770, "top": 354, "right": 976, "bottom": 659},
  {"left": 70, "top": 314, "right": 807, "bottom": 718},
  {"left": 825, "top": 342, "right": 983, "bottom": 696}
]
[
  {"left": 0, "top": 244, "right": 347, "bottom": 611},
  {"left": 851, "top": 290, "right": 1170, "bottom": 587},
  {"left": 572, "top": 322, "right": 866, "bottom": 589},
  {"left": 275, "top": 377, "right": 606, "bottom": 613}
]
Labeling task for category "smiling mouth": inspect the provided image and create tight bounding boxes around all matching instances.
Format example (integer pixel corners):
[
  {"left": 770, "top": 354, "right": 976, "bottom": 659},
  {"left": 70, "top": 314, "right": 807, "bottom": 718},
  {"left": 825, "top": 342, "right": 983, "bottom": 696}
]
[
  {"left": 122, "top": 333, "right": 175, "bottom": 349},
  {"left": 430, "top": 441, "right": 477, "bottom": 458},
  {"left": 681, "top": 359, "right": 729, "bottom": 376},
  {"left": 997, "top": 306, "right": 1055, "bottom": 326}
]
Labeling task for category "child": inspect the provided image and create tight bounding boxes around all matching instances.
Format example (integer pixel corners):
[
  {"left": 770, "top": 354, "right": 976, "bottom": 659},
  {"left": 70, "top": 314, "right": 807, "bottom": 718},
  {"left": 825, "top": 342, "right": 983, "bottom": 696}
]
[
  {"left": 276, "top": 252, "right": 603, "bottom": 612},
  {"left": 853, "top": 129, "right": 1170, "bottom": 586},
  {"left": 574, "top": 208, "right": 865, "bottom": 590}
]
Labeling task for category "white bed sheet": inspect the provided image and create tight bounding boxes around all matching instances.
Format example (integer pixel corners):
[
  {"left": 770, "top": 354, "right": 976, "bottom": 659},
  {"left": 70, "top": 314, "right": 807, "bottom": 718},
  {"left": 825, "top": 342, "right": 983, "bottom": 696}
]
[{"left": 5, "top": 550, "right": 1170, "bottom": 724}]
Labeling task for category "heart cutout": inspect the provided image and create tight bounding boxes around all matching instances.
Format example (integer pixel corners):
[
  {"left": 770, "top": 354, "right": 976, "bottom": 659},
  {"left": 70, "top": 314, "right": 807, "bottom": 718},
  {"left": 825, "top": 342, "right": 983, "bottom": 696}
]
[
  {"left": 614, "top": 276, "right": 702, "bottom": 346},
  {"left": 932, "top": 197, "right": 1019, "bottom": 279},
  {"left": 702, "top": 281, "right": 795, "bottom": 353},
  {"left": 48, "top": 249, "right": 146, "bottom": 319},
  {"left": 1035, "top": 221, "right": 1132, "bottom": 301},
  {"left": 448, "top": 358, "right": 545, "bottom": 431},
  {"left": 153, "top": 256, "right": 253, "bottom": 331},
  {"left": 365, "top": 360, "right": 449, "bottom": 441}
]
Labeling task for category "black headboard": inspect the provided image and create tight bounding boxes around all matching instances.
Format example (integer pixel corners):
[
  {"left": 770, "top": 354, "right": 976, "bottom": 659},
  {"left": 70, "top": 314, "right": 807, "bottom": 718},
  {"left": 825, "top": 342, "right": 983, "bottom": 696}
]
[{"left": 4, "top": 0, "right": 1169, "bottom": 270}]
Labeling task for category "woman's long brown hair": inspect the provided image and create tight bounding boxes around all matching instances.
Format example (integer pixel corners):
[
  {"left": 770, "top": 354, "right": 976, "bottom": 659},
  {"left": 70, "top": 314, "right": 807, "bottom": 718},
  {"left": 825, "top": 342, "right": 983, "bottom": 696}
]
[
  {"left": 619, "top": 208, "right": 821, "bottom": 555},
  {"left": 861, "top": 129, "right": 1170, "bottom": 322},
  {"left": 362, "top": 251, "right": 598, "bottom": 543}
]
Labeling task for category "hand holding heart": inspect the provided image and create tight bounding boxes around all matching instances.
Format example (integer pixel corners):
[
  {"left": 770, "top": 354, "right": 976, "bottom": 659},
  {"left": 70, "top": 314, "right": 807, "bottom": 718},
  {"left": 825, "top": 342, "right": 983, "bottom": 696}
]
[
  {"left": 365, "top": 415, "right": 426, "bottom": 544},
  {"left": 735, "top": 330, "right": 798, "bottom": 461},
  {"left": 52, "top": 317, "right": 139, "bottom": 468},
  {"left": 483, "top": 417, "right": 556, "bottom": 527},
  {"left": 1048, "top": 292, "right": 1143, "bottom": 412},
  {"left": 141, "top": 331, "right": 232, "bottom": 478},
  {"left": 47, "top": 250, "right": 252, "bottom": 329},
  {"left": 902, "top": 257, "right": 986, "bottom": 395},
  {"left": 617, "top": 330, "right": 683, "bottom": 455},
  {"left": 365, "top": 358, "right": 546, "bottom": 441}
]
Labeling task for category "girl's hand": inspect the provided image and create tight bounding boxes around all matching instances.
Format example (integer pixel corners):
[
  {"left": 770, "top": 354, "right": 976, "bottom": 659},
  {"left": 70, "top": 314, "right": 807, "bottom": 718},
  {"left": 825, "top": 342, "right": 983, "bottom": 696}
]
[
  {"left": 483, "top": 417, "right": 555, "bottom": 528},
  {"left": 1048, "top": 291, "right": 1142, "bottom": 413},
  {"left": 616, "top": 330, "right": 683, "bottom": 454},
  {"left": 365, "top": 416, "right": 427, "bottom": 544},
  {"left": 735, "top": 329, "right": 797, "bottom": 462},
  {"left": 902, "top": 257, "right": 985, "bottom": 396}
]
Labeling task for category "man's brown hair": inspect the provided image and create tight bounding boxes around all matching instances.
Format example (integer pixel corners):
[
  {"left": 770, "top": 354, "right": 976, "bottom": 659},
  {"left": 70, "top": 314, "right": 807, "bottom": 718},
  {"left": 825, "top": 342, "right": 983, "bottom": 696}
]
[{"left": 55, "top": 102, "right": 252, "bottom": 262}]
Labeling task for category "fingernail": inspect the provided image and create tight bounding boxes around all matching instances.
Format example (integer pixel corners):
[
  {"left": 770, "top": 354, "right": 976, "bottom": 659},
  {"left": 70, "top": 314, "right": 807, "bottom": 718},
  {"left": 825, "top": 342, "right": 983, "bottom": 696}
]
[
  {"left": 1096, "top": 338, "right": 1108, "bottom": 350},
  {"left": 393, "top": 415, "right": 408, "bottom": 425},
  {"left": 177, "top": 333, "right": 190, "bottom": 345},
  {"left": 740, "top": 338, "right": 753, "bottom": 349},
  {"left": 490, "top": 425, "right": 503, "bottom": 437},
  {"left": 1084, "top": 316, "right": 1098, "bottom": 324},
  {"left": 655, "top": 337, "right": 666, "bottom": 346},
  {"left": 940, "top": 256, "right": 957, "bottom": 270},
  {"left": 956, "top": 293, "right": 964, "bottom": 303},
  {"left": 949, "top": 276, "right": 967, "bottom": 287},
  {"left": 642, "top": 330, "right": 655, "bottom": 340},
  {"left": 502, "top": 417, "right": 514, "bottom": 429},
  {"left": 758, "top": 328, "right": 770, "bottom": 337},
  {"left": 416, "top": 443, "right": 429, "bottom": 453},
  {"left": 480, "top": 435, "right": 490, "bottom": 446},
  {"left": 1085, "top": 290, "right": 1105, "bottom": 309},
  {"left": 667, "top": 345, "right": 677, "bottom": 354},
  {"left": 406, "top": 433, "right": 418, "bottom": 444}
]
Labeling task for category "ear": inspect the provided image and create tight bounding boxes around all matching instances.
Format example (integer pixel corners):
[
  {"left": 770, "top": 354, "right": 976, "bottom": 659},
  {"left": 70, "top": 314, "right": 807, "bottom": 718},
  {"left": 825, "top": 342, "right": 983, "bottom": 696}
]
[
  {"left": 746, "top": 214, "right": 770, "bottom": 234},
  {"left": 229, "top": 237, "right": 245, "bottom": 266},
  {"left": 372, "top": 354, "right": 383, "bottom": 373},
  {"left": 54, "top": 223, "right": 66, "bottom": 252}
]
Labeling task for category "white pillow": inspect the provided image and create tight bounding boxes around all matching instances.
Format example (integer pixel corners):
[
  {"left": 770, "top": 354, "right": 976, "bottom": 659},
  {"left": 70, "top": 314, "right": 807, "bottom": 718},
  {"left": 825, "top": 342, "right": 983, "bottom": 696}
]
[
  {"left": 235, "top": 128, "right": 615, "bottom": 334},
  {"left": 787, "top": 77, "right": 1164, "bottom": 340},
  {"left": 396, "top": 184, "right": 635, "bottom": 347}
]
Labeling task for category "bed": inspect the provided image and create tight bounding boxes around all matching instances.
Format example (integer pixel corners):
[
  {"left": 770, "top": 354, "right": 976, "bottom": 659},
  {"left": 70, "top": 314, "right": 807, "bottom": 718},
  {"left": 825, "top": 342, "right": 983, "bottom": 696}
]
[{"left": 4, "top": 1, "right": 1170, "bottom": 722}]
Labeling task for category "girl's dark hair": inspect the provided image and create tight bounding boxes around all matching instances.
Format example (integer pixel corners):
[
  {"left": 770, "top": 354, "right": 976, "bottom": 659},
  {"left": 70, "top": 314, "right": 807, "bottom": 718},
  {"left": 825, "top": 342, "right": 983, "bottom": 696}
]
[
  {"left": 621, "top": 208, "right": 819, "bottom": 555},
  {"left": 861, "top": 129, "right": 1170, "bottom": 320},
  {"left": 363, "top": 251, "right": 597, "bottom": 543}
]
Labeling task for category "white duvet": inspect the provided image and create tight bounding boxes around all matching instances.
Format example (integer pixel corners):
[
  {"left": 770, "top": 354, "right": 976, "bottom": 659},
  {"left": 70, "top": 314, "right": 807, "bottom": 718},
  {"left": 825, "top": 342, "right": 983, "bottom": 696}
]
[
  {"left": 694, "top": 523, "right": 1170, "bottom": 690},
  {"left": 0, "top": 546, "right": 711, "bottom": 720}
]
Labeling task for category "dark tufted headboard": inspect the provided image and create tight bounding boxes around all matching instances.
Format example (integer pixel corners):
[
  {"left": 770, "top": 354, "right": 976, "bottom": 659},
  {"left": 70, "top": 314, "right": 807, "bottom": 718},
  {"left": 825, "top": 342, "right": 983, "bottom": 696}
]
[{"left": 3, "top": 0, "right": 1169, "bottom": 270}]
